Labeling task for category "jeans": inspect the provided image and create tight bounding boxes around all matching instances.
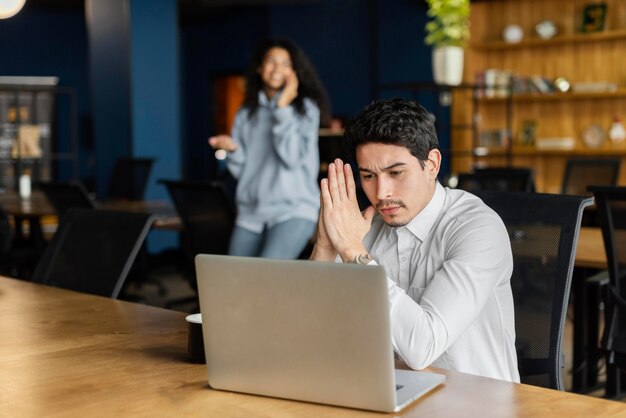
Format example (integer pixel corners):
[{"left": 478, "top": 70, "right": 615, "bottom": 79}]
[{"left": 228, "top": 218, "right": 316, "bottom": 259}]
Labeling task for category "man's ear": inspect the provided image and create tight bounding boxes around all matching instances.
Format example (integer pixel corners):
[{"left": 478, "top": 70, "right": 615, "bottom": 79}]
[{"left": 425, "top": 149, "right": 441, "bottom": 180}]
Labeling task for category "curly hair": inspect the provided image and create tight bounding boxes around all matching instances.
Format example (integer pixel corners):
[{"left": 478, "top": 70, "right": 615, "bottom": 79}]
[
  {"left": 242, "top": 38, "right": 331, "bottom": 127},
  {"left": 344, "top": 98, "right": 439, "bottom": 168}
]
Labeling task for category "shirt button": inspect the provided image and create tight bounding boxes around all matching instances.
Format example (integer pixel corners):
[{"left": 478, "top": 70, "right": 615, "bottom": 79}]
[{"left": 401, "top": 257, "right": 407, "bottom": 261}]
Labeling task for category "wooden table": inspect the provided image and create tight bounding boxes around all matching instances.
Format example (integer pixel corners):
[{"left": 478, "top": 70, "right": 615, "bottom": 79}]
[
  {"left": 576, "top": 227, "right": 606, "bottom": 269},
  {"left": 1, "top": 277, "right": 625, "bottom": 417},
  {"left": 0, "top": 190, "right": 182, "bottom": 231}
]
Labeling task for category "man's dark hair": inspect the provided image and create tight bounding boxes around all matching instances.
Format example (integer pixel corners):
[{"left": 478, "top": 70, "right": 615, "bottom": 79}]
[
  {"left": 243, "top": 38, "right": 331, "bottom": 127},
  {"left": 344, "top": 98, "right": 439, "bottom": 168}
]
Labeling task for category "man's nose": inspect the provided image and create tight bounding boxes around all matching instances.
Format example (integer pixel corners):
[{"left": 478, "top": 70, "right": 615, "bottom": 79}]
[{"left": 376, "top": 177, "right": 392, "bottom": 200}]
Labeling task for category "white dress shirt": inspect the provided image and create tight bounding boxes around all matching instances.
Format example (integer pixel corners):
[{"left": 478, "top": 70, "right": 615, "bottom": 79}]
[{"left": 363, "top": 182, "right": 520, "bottom": 382}]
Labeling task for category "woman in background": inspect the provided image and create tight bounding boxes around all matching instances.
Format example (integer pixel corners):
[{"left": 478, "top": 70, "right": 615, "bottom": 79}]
[{"left": 209, "top": 38, "right": 330, "bottom": 259}]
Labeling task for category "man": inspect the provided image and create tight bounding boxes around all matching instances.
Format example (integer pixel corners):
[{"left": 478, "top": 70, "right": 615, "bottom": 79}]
[{"left": 310, "top": 98, "right": 520, "bottom": 383}]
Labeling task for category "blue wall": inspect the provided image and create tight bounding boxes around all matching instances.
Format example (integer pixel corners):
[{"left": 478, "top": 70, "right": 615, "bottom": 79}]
[
  {"left": 1, "top": 0, "right": 444, "bottom": 186},
  {"left": 0, "top": 4, "right": 93, "bottom": 183}
]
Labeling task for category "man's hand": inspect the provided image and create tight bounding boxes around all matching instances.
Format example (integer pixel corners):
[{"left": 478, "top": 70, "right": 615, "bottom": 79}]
[
  {"left": 320, "top": 159, "right": 376, "bottom": 262},
  {"left": 310, "top": 193, "right": 338, "bottom": 261},
  {"left": 277, "top": 71, "right": 299, "bottom": 108},
  {"left": 208, "top": 135, "right": 237, "bottom": 152}
]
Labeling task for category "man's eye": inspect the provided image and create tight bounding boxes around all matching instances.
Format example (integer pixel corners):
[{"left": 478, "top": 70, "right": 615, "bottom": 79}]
[
  {"left": 361, "top": 174, "right": 375, "bottom": 180},
  {"left": 390, "top": 171, "right": 402, "bottom": 177}
]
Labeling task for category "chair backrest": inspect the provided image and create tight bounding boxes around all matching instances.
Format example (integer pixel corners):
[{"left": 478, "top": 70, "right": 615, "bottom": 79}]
[
  {"left": 160, "top": 180, "right": 236, "bottom": 270},
  {"left": 588, "top": 186, "right": 626, "bottom": 362},
  {"left": 31, "top": 208, "right": 155, "bottom": 298},
  {"left": 562, "top": 158, "right": 620, "bottom": 196},
  {"left": 474, "top": 191, "right": 593, "bottom": 390},
  {"left": 37, "top": 181, "right": 96, "bottom": 219},
  {"left": 456, "top": 167, "right": 535, "bottom": 192},
  {"left": 107, "top": 158, "right": 154, "bottom": 200}
]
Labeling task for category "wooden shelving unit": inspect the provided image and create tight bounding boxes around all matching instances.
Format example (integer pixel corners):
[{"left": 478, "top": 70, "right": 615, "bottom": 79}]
[
  {"left": 454, "top": 0, "right": 626, "bottom": 193},
  {"left": 471, "top": 28, "right": 626, "bottom": 50},
  {"left": 478, "top": 90, "right": 626, "bottom": 102}
]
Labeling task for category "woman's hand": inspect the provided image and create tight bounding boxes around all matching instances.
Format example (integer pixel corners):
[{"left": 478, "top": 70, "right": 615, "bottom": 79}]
[
  {"left": 277, "top": 70, "right": 299, "bottom": 108},
  {"left": 208, "top": 135, "right": 237, "bottom": 152}
]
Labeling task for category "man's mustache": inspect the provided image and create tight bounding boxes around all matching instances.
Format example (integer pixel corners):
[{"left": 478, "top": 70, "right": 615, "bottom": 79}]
[{"left": 376, "top": 200, "right": 406, "bottom": 210}]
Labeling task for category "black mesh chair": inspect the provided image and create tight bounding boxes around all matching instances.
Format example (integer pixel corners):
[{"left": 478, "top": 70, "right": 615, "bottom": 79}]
[
  {"left": 562, "top": 158, "right": 620, "bottom": 196},
  {"left": 107, "top": 158, "right": 154, "bottom": 200},
  {"left": 37, "top": 180, "right": 96, "bottom": 219},
  {"left": 160, "top": 180, "right": 236, "bottom": 309},
  {"left": 475, "top": 191, "right": 593, "bottom": 390},
  {"left": 588, "top": 186, "right": 626, "bottom": 397},
  {"left": 31, "top": 208, "right": 155, "bottom": 299},
  {"left": 456, "top": 167, "right": 535, "bottom": 192}
]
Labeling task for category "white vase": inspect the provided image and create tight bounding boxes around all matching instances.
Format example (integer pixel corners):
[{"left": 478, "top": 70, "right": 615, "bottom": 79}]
[{"left": 432, "top": 46, "right": 464, "bottom": 86}]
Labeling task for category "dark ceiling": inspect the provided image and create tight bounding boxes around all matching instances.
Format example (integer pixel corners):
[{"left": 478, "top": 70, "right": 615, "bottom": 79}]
[{"left": 25, "top": 0, "right": 321, "bottom": 24}]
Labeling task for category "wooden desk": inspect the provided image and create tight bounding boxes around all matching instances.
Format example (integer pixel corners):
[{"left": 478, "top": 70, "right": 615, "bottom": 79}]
[
  {"left": 1, "top": 277, "right": 625, "bottom": 417},
  {"left": 0, "top": 190, "right": 182, "bottom": 231},
  {"left": 576, "top": 227, "right": 606, "bottom": 269}
]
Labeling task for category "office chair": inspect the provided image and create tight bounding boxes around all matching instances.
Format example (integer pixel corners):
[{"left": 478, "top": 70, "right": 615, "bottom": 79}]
[
  {"left": 37, "top": 180, "right": 96, "bottom": 219},
  {"left": 456, "top": 167, "right": 535, "bottom": 193},
  {"left": 106, "top": 157, "right": 154, "bottom": 200},
  {"left": 562, "top": 158, "right": 620, "bottom": 196},
  {"left": 31, "top": 208, "right": 155, "bottom": 299},
  {"left": 587, "top": 186, "right": 626, "bottom": 398},
  {"left": 160, "top": 180, "right": 236, "bottom": 310},
  {"left": 475, "top": 191, "right": 593, "bottom": 390}
]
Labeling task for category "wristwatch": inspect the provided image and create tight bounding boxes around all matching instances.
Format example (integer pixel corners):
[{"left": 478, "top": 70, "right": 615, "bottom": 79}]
[{"left": 354, "top": 253, "right": 373, "bottom": 265}]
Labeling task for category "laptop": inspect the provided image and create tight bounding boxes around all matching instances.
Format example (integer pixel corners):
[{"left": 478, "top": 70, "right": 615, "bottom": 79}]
[{"left": 195, "top": 254, "right": 445, "bottom": 413}]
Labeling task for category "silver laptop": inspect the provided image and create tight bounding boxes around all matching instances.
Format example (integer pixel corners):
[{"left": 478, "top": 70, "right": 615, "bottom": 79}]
[{"left": 195, "top": 254, "right": 445, "bottom": 413}]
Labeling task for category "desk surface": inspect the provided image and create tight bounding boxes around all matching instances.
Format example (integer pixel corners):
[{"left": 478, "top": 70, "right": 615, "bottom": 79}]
[
  {"left": 1, "top": 277, "right": 625, "bottom": 417},
  {"left": 0, "top": 190, "right": 181, "bottom": 230},
  {"left": 576, "top": 227, "right": 606, "bottom": 269}
]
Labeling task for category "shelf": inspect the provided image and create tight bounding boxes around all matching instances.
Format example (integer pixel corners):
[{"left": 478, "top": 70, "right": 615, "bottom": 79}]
[
  {"left": 471, "top": 29, "right": 626, "bottom": 51},
  {"left": 318, "top": 128, "right": 344, "bottom": 137},
  {"left": 451, "top": 146, "right": 626, "bottom": 157},
  {"left": 477, "top": 89, "right": 626, "bottom": 103}
]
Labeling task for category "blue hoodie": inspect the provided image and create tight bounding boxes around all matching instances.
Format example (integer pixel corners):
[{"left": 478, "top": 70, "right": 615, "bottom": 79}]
[{"left": 226, "top": 92, "right": 320, "bottom": 233}]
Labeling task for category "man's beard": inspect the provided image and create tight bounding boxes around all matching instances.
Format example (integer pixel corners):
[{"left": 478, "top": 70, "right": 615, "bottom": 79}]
[{"left": 376, "top": 199, "right": 408, "bottom": 227}]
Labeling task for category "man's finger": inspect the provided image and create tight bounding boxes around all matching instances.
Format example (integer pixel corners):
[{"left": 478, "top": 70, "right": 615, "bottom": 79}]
[
  {"left": 327, "top": 163, "right": 341, "bottom": 203},
  {"left": 344, "top": 163, "right": 357, "bottom": 202},
  {"left": 320, "top": 178, "right": 334, "bottom": 209},
  {"left": 334, "top": 159, "right": 347, "bottom": 201}
]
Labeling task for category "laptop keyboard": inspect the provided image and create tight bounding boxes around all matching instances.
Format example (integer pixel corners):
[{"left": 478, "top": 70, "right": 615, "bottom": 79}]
[{"left": 395, "top": 384, "right": 404, "bottom": 391}]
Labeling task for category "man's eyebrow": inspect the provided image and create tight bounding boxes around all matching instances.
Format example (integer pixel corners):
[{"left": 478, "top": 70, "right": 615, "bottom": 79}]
[{"left": 358, "top": 162, "right": 408, "bottom": 173}]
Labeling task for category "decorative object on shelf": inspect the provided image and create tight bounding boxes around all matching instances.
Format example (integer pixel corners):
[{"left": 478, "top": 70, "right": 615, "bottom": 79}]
[
  {"left": 609, "top": 115, "right": 626, "bottom": 143},
  {"left": 553, "top": 77, "right": 571, "bottom": 93},
  {"left": 518, "top": 120, "right": 538, "bottom": 146},
  {"left": 425, "top": 0, "right": 470, "bottom": 86},
  {"left": 535, "top": 137, "right": 575, "bottom": 150},
  {"left": 580, "top": 2, "right": 608, "bottom": 33},
  {"left": 0, "top": 0, "right": 25, "bottom": 19},
  {"left": 503, "top": 24, "right": 524, "bottom": 44},
  {"left": 582, "top": 123, "right": 606, "bottom": 148},
  {"left": 12, "top": 125, "right": 42, "bottom": 158},
  {"left": 19, "top": 168, "right": 31, "bottom": 199},
  {"left": 535, "top": 20, "right": 558, "bottom": 39},
  {"left": 571, "top": 81, "right": 617, "bottom": 93}
]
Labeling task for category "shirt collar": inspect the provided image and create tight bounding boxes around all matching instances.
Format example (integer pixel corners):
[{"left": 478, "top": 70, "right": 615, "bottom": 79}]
[
  {"left": 404, "top": 181, "right": 446, "bottom": 241},
  {"left": 258, "top": 90, "right": 281, "bottom": 107}
]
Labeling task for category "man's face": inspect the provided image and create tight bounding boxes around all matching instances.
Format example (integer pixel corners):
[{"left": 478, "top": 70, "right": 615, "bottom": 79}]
[{"left": 356, "top": 143, "right": 440, "bottom": 227}]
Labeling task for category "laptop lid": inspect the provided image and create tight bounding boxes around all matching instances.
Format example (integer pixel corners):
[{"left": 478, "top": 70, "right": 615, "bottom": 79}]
[{"left": 195, "top": 254, "right": 400, "bottom": 412}]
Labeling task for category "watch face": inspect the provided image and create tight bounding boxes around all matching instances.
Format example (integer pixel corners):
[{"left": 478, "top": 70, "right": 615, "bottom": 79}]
[{"left": 583, "top": 124, "right": 605, "bottom": 148}]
